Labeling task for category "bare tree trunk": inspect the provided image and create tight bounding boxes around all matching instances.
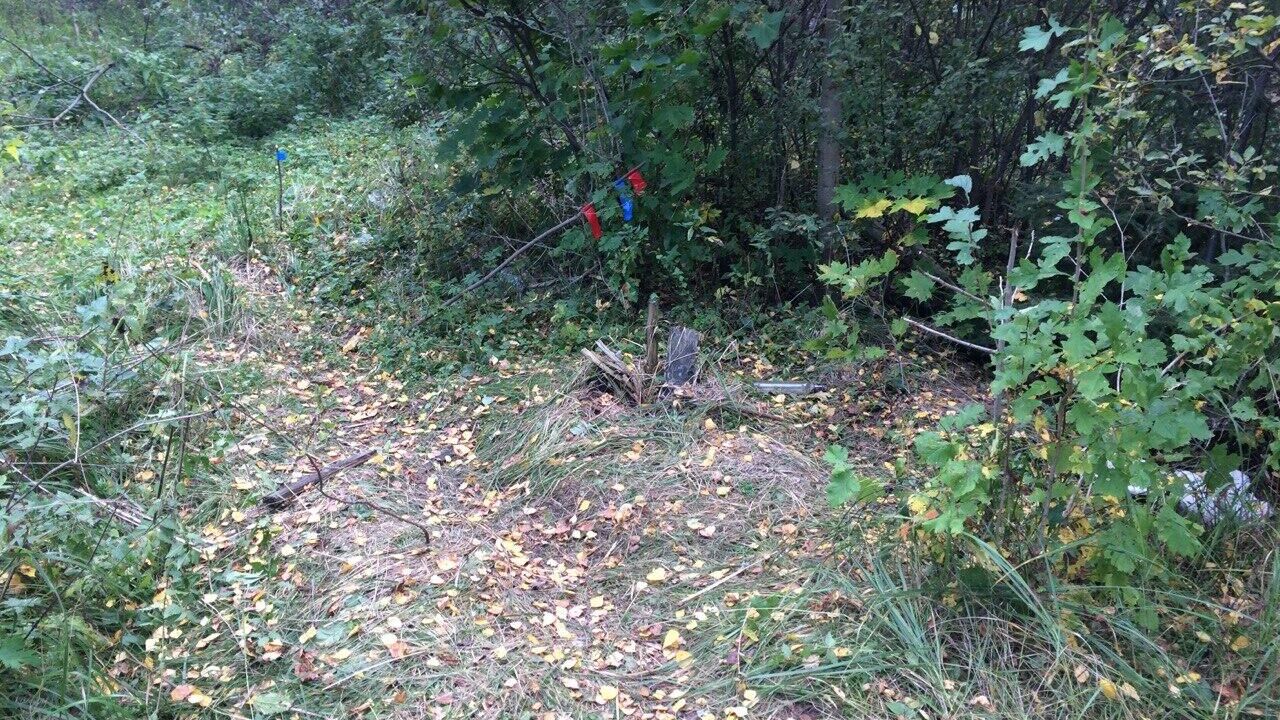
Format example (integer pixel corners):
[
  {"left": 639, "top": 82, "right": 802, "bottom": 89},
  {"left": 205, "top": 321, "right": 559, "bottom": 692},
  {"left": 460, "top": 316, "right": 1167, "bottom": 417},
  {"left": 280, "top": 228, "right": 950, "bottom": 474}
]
[{"left": 816, "top": 0, "right": 842, "bottom": 262}]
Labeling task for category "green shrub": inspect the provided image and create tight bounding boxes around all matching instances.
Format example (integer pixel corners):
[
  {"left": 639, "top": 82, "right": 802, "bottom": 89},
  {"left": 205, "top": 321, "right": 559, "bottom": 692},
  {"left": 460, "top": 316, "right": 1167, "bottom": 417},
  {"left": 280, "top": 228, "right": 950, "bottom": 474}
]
[{"left": 821, "top": 7, "right": 1280, "bottom": 598}]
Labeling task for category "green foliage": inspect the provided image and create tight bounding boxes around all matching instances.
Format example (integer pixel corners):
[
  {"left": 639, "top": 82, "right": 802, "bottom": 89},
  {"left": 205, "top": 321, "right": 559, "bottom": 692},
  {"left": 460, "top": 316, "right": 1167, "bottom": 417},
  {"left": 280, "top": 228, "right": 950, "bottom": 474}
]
[
  {"left": 824, "top": 444, "right": 881, "bottom": 507},
  {"left": 809, "top": 252, "right": 897, "bottom": 361},
  {"left": 402, "top": 0, "right": 1080, "bottom": 297},
  {"left": 820, "top": 6, "right": 1280, "bottom": 599},
  {"left": 0, "top": 103, "right": 393, "bottom": 719},
  {"left": 0, "top": 259, "right": 209, "bottom": 717},
  {"left": 0, "top": 0, "right": 399, "bottom": 142}
]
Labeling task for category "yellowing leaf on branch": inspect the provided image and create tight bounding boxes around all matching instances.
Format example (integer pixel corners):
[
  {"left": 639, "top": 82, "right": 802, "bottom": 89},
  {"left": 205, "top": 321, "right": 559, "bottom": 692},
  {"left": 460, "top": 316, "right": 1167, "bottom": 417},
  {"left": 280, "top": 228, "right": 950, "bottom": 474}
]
[
  {"left": 854, "top": 198, "right": 893, "bottom": 218},
  {"left": 897, "top": 197, "right": 932, "bottom": 215}
]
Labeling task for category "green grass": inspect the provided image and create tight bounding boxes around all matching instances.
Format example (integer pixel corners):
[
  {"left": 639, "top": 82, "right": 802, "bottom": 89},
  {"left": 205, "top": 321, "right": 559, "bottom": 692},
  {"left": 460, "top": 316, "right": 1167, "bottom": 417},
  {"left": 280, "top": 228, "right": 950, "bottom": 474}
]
[{"left": 0, "top": 115, "right": 426, "bottom": 718}]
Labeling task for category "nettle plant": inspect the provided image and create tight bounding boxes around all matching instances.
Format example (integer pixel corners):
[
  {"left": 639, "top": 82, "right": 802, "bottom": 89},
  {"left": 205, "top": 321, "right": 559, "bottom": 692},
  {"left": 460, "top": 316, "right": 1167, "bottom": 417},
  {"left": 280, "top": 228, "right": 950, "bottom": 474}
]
[{"left": 823, "top": 10, "right": 1280, "bottom": 586}]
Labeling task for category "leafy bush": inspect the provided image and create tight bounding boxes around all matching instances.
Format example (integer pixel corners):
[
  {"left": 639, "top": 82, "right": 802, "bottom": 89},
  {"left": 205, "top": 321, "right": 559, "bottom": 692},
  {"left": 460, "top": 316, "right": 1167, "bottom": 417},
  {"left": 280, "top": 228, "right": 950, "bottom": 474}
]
[
  {"left": 822, "top": 8, "right": 1280, "bottom": 597},
  {"left": 0, "top": 270, "right": 213, "bottom": 716}
]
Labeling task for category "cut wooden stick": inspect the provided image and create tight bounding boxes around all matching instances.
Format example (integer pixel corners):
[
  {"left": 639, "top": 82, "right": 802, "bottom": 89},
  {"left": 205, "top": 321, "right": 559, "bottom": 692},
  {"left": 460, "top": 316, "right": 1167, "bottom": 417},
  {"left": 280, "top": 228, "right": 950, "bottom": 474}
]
[
  {"left": 261, "top": 448, "right": 377, "bottom": 508},
  {"left": 643, "top": 293, "right": 660, "bottom": 400}
]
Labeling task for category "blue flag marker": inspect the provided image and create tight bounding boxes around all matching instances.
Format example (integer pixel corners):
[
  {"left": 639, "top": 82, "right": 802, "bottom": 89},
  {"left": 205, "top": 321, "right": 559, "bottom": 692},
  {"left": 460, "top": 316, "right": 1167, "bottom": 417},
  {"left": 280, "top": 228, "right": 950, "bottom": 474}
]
[
  {"left": 614, "top": 178, "right": 633, "bottom": 222},
  {"left": 275, "top": 148, "right": 287, "bottom": 163}
]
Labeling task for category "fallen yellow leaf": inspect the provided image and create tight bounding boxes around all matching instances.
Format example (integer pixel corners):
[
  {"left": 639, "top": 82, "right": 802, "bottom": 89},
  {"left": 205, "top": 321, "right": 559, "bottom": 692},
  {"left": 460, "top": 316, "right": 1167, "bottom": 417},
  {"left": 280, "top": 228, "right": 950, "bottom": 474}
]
[
  {"left": 342, "top": 329, "right": 366, "bottom": 353},
  {"left": 662, "top": 628, "right": 682, "bottom": 650}
]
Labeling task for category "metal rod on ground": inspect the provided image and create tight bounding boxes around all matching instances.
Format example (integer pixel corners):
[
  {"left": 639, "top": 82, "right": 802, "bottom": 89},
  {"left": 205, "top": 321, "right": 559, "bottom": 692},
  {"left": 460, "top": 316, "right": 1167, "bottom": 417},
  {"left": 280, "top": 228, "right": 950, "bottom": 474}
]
[
  {"left": 751, "top": 381, "right": 826, "bottom": 395},
  {"left": 276, "top": 151, "right": 284, "bottom": 232}
]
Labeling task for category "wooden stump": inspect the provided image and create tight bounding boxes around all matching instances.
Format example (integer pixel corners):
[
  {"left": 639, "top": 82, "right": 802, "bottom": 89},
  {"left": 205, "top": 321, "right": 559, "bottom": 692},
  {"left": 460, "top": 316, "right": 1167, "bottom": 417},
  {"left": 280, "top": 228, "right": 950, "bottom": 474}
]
[{"left": 665, "top": 326, "right": 700, "bottom": 386}]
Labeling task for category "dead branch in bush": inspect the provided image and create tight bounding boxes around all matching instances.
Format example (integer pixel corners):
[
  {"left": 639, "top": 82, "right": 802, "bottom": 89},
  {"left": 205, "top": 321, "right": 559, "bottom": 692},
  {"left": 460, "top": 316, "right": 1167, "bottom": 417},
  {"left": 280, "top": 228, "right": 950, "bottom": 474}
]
[
  {"left": 441, "top": 210, "right": 583, "bottom": 309},
  {"left": 0, "top": 33, "right": 71, "bottom": 87},
  {"left": 52, "top": 61, "right": 140, "bottom": 141},
  {"left": 3, "top": 450, "right": 149, "bottom": 530},
  {"left": 0, "top": 33, "right": 141, "bottom": 141},
  {"left": 74, "top": 488, "right": 147, "bottom": 528},
  {"left": 902, "top": 317, "right": 996, "bottom": 354},
  {"left": 219, "top": 395, "right": 430, "bottom": 542}
]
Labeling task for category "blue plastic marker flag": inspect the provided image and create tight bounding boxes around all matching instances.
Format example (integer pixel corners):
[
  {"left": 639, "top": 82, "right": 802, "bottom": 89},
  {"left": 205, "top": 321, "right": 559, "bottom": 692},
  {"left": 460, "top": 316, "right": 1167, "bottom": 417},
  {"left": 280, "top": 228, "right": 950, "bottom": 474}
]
[
  {"left": 275, "top": 148, "right": 287, "bottom": 163},
  {"left": 613, "top": 178, "right": 633, "bottom": 222}
]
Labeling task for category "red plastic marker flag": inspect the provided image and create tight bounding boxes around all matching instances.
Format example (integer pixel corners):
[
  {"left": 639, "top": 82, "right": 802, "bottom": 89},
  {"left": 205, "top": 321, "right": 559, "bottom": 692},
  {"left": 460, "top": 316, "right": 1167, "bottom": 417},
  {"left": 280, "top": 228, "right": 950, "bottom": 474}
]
[
  {"left": 626, "top": 168, "right": 647, "bottom": 195},
  {"left": 582, "top": 203, "right": 603, "bottom": 239}
]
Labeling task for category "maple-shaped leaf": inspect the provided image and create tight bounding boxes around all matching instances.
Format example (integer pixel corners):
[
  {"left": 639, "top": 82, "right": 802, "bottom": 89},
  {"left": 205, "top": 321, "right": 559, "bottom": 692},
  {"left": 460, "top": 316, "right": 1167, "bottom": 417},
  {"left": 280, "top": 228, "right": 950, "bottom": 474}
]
[
  {"left": 826, "top": 468, "right": 862, "bottom": 508},
  {"left": 854, "top": 198, "right": 893, "bottom": 219},
  {"left": 1155, "top": 504, "right": 1201, "bottom": 557},
  {"left": 902, "top": 271, "right": 936, "bottom": 302},
  {"left": 745, "top": 11, "right": 784, "bottom": 49},
  {"left": 895, "top": 197, "right": 932, "bottom": 215},
  {"left": 1019, "top": 17, "right": 1066, "bottom": 52},
  {"left": 249, "top": 691, "right": 293, "bottom": 716}
]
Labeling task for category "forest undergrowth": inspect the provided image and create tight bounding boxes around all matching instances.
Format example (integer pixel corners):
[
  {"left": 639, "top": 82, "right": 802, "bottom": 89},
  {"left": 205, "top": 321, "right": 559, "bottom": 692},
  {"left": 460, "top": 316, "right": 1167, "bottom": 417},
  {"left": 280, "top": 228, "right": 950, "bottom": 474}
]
[
  {"left": 4, "top": 1, "right": 1279, "bottom": 718},
  {"left": 2, "top": 116, "right": 1273, "bottom": 720}
]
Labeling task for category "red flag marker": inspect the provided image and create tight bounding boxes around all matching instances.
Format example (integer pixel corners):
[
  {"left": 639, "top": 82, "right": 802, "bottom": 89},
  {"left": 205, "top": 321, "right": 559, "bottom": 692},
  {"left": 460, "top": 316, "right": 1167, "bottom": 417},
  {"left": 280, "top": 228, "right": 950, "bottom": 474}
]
[
  {"left": 626, "top": 168, "right": 647, "bottom": 195},
  {"left": 582, "top": 203, "right": 603, "bottom": 239}
]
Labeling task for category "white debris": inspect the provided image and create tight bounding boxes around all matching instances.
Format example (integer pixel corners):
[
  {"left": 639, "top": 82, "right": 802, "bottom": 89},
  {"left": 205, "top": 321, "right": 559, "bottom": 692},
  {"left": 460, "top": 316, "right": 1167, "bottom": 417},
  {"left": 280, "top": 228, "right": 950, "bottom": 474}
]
[
  {"left": 1174, "top": 470, "right": 1272, "bottom": 526},
  {"left": 366, "top": 184, "right": 396, "bottom": 210},
  {"left": 1131, "top": 471, "right": 1273, "bottom": 526}
]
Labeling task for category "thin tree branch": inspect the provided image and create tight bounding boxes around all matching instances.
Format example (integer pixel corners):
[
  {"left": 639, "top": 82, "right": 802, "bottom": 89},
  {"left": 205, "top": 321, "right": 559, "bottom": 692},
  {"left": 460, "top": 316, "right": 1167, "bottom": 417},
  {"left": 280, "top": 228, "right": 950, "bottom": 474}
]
[{"left": 902, "top": 316, "right": 996, "bottom": 354}]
